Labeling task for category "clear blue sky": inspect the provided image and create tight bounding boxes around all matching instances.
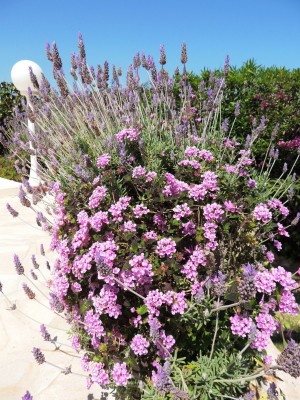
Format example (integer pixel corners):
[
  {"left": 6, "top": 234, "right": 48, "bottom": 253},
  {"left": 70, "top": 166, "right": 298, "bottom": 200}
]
[{"left": 1, "top": 0, "right": 300, "bottom": 84}]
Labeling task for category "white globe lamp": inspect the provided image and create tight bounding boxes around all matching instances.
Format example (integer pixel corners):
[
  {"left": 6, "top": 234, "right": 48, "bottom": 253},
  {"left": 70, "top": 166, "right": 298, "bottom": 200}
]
[{"left": 11, "top": 60, "right": 43, "bottom": 187}]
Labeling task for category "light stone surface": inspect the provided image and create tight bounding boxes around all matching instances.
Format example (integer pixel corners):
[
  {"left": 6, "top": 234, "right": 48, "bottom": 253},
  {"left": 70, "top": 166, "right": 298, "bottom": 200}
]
[{"left": 0, "top": 182, "right": 114, "bottom": 400}]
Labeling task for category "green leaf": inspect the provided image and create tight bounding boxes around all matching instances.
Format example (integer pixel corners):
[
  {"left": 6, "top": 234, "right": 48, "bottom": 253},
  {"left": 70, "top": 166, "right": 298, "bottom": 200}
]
[{"left": 137, "top": 304, "right": 148, "bottom": 315}]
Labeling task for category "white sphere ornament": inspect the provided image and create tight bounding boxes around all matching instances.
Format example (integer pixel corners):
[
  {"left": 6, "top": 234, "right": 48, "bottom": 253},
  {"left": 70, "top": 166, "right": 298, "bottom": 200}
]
[{"left": 11, "top": 60, "right": 43, "bottom": 94}]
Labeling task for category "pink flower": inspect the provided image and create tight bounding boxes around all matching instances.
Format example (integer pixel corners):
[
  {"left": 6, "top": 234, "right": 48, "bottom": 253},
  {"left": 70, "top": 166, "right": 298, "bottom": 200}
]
[
  {"left": 88, "top": 362, "right": 110, "bottom": 387},
  {"left": 203, "top": 203, "right": 224, "bottom": 221},
  {"left": 277, "top": 223, "right": 289, "bottom": 237},
  {"left": 112, "top": 362, "right": 131, "bottom": 386},
  {"left": 172, "top": 203, "right": 192, "bottom": 220},
  {"left": 88, "top": 186, "right": 107, "bottom": 209},
  {"left": 130, "top": 334, "right": 150, "bottom": 355},
  {"left": 133, "top": 204, "right": 149, "bottom": 218},
  {"left": 247, "top": 179, "right": 257, "bottom": 188},
  {"left": 182, "top": 246, "right": 206, "bottom": 281},
  {"left": 230, "top": 314, "right": 253, "bottom": 338},
  {"left": 143, "top": 230, "right": 158, "bottom": 241},
  {"left": 254, "top": 271, "right": 276, "bottom": 295},
  {"left": 146, "top": 171, "right": 157, "bottom": 182},
  {"left": 97, "top": 153, "right": 111, "bottom": 168},
  {"left": 132, "top": 166, "right": 146, "bottom": 179},
  {"left": 156, "top": 238, "right": 176, "bottom": 258},
  {"left": 253, "top": 203, "right": 272, "bottom": 223},
  {"left": 122, "top": 221, "right": 137, "bottom": 232},
  {"left": 115, "top": 127, "right": 140, "bottom": 142},
  {"left": 279, "top": 290, "right": 299, "bottom": 315}
]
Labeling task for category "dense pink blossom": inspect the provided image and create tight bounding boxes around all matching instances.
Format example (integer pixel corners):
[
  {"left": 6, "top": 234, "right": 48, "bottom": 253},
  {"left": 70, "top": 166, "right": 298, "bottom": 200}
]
[
  {"left": 115, "top": 127, "right": 140, "bottom": 142},
  {"left": 203, "top": 221, "right": 218, "bottom": 251},
  {"left": 129, "top": 253, "right": 153, "bottom": 285},
  {"left": 172, "top": 203, "right": 192, "bottom": 220},
  {"left": 182, "top": 246, "right": 206, "bottom": 281},
  {"left": 182, "top": 220, "right": 196, "bottom": 235},
  {"left": 203, "top": 203, "right": 224, "bottom": 221},
  {"left": 155, "top": 330, "right": 175, "bottom": 358},
  {"left": 84, "top": 309, "right": 105, "bottom": 340},
  {"left": 133, "top": 204, "right": 149, "bottom": 218},
  {"left": 254, "top": 271, "right": 276, "bottom": 295},
  {"left": 251, "top": 330, "right": 270, "bottom": 351},
  {"left": 224, "top": 201, "right": 241, "bottom": 213},
  {"left": 277, "top": 223, "right": 289, "bottom": 237},
  {"left": 88, "top": 362, "right": 109, "bottom": 387},
  {"left": 266, "top": 251, "right": 275, "bottom": 263},
  {"left": 146, "top": 171, "right": 157, "bottom": 182},
  {"left": 130, "top": 334, "right": 150, "bottom": 355},
  {"left": 178, "top": 159, "right": 201, "bottom": 169},
  {"left": 156, "top": 238, "right": 176, "bottom": 258},
  {"left": 96, "top": 153, "right": 111, "bottom": 168},
  {"left": 271, "top": 266, "right": 298, "bottom": 291},
  {"left": 112, "top": 362, "right": 131, "bottom": 386},
  {"left": 268, "top": 199, "right": 289, "bottom": 217},
  {"left": 122, "top": 220, "right": 137, "bottom": 232},
  {"left": 90, "top": 211, "right": 109, "bottom": 231},
  {"left": 198, "top": 149, "right": 214, "bottom": 162},
  {"left": 132, "top": 166, "right": 146, "bottom": 178},
  {"left": 184, "top": 146, "right": 198, "bottom": 157},
  {"left": 163, "top": 291, "right": 187, "bottom": 315},
  {"left": 109, "top": 196, "right": 131, "bottom": 222},
  {"left": 229, "top": 314, "right": 252, "bottom": 337},
  {"left": 255, "top": 313, "right": 276, "bottom": 335},
  {"left": 163, "top": 173, "right": 189, "bottom": 197},
  {"left": 88, "top": 186, "right": 107, "bottom": 209},
  {"left": 279, "top": 290, "right": 299, "bottom": 315},
  {"left": 143, "top": 230, "right": 158, "bottom": 241},
  {"left": 253, "top": 203, "right": 272, "bottom": 223},
  {"left": 145, "top": 290, "right": 165, "bottom": 316},
  {"left": 93, "top": 284, "right": 122, "bottom": 319}
]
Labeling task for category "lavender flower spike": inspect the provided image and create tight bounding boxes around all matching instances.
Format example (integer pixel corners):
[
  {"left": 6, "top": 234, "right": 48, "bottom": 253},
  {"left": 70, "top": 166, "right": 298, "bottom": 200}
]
[
  {"left": 32, "top": 347, "right": 45, "bottom": 365},
  {"left": 40, "top": 324, "right": 51, "bottom": 341},
  {"left": 22, "top": 283, "right": 35, "bottom": 300},
  {"left": 13, "top": 254, "right": 24, "bottom": 275},
  {"left": 22, "top": 391, "right": 33, "bottom": 400},
  {"left": 6, "top": 203, "right": 19, "bottom": 217}
]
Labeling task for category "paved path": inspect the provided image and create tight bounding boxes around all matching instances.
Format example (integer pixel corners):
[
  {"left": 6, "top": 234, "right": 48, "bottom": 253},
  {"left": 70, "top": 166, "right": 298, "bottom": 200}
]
[{"left": 0, "top": 179, "right": 113, "bottom": 400}]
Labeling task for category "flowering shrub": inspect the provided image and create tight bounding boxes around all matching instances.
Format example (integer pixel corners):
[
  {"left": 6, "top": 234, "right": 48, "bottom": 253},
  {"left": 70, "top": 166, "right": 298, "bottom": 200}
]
[{"left": 4, "top": 36, "right": 300, "bottom": 399}]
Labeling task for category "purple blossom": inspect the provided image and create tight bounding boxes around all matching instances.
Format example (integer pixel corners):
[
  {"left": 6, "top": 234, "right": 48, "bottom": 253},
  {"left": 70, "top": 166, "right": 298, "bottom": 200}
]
[
  {"left": 130, "top": 334, "right": 150, "bottom": 355},
  {"left": 229, "top": 314, "right": 252, "bottom": 337},
  {"left": 22, "top": 391, "right": 33, "bottom": 400},
  {"left": 156, "top": 238, "right": 176, "bottom": 258},
  {"left": 182, "top": 246, "right": 206, "bottom": 281},
  {"left": 172, "top": 203, "right": 192, "bottom": 220},
  {"left": 32, "top": 347, "right": 45, "bottom": 364},
  {"left": 96, "top": 153, "right": 111, "bottom": 168},
  {"left": 112, "top": 362, "right": 131, "bottom": 386},
  {"left": 253, "top": 203, "right": 272, "bottom": 223},
  {"left": 88, "top": 186, "right": 107, "bottom": 209}
]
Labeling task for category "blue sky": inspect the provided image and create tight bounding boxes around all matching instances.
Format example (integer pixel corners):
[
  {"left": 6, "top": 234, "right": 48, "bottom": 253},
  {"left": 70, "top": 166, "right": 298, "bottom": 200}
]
[{"left": 1, "top": 0, "right": 300, "bottom": 84}]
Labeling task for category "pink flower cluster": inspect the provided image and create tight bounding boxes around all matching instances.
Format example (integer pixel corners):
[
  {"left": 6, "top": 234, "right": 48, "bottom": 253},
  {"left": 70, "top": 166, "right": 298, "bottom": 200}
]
[
  {"left": 132, "top": 166, "right": 157, "bottom": 182},
  {"left": 88, "top": 186, "right": 107, "bottom": 209},
  {"left": 189, "top": 171, "right": 219, "bottom": 201},
  {"left": 130, "top": 334, "right": 150, "bottom": 355},
  {"left": 112, "top": 362, "right": 131, "bottom": 386},
  {"left": 156, "top": 238, "right": 176, "bottom": 258},
  {"left": 182, "top": 246, "right": 206, "bottom": 281},
  {"left": 133, "top": 204, "right": 149, "bottom": 218},
  {"left": 163, "top": 173, "right": 189, "bottom": 197},
  {"left": 229, "top": 314, "right": 252, "bottom": 338},
  {"left": 253, "top": 203, "right": 272, "bottom": 223},
  {"left": 129, "top": 253, "right": 153, "bottom": 286},
  {"left": 115, "top": 127, "right": 140, "bottom": 142},
  {"left": 109, "top": 196, "right": 131, "bottom": 222},
  {"left": 172, "top": 203, "right": 192, "bottom": 220},
  {"left": 96, "top": 153, "right": 111, "bottom": 168}
]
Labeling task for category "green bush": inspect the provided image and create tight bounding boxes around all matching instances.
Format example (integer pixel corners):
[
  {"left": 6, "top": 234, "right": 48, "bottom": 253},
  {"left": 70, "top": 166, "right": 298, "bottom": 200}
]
[{"left": 0, "top": 155, "right": 21, "bottom": 181}]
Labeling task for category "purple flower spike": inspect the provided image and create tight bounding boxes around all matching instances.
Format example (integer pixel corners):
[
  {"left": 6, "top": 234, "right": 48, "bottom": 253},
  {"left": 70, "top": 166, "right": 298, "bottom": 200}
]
[
  {"left": 32, "top": 347, "right": 45, "bottom": 365},
  {"left": 22, "top": 391, "right": 33, "bottom": 400},
  {"left": 6, "top": 203, "right": 19, "bottom": 217},
  {"left": 13, "top": 254, "right": 24, "bottom": 275}
]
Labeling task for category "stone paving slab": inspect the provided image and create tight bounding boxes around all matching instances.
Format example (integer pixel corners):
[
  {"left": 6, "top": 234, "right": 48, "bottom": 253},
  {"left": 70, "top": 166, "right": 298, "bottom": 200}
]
[{"left": 0, "top": 182, "right": 114, "bottom": 400}]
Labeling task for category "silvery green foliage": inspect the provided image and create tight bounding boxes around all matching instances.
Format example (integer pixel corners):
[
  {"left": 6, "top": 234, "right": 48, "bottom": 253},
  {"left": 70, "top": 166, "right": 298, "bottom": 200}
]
[{"left": 142, "top": 349, "right": 252, "bottom": 400}]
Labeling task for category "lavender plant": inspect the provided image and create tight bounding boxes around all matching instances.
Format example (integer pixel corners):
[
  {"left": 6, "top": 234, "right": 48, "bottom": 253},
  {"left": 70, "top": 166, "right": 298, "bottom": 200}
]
[{"left": 3, "top": 35, "right": 300, "bottom": 399}]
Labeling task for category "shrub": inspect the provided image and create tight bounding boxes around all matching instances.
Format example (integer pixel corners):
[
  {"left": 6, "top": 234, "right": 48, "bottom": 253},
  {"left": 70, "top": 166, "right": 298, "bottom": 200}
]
[{"left": 5, "top": 37, "right": 300, "bottom": 399}]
